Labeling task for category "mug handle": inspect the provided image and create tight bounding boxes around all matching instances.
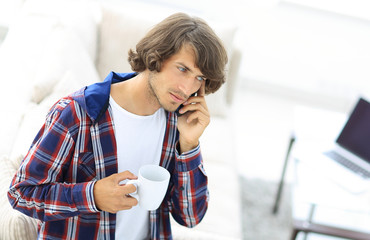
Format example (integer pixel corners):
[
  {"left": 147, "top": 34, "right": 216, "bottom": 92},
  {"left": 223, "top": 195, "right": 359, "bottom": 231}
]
[{"left": 126, "top": 179, "right": 139, "bottom": 201}]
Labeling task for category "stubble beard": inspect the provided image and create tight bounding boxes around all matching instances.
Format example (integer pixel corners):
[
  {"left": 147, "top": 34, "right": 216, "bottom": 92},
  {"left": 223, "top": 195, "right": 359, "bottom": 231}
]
[{"left": 147, "top": 72, "right": 178, "bottom": 112}]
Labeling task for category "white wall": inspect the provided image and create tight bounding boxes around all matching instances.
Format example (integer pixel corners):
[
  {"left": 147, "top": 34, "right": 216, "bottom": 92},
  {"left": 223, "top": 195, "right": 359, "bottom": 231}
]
[{"left": 233, "top": 1, "right": 370, "bottom": 111}]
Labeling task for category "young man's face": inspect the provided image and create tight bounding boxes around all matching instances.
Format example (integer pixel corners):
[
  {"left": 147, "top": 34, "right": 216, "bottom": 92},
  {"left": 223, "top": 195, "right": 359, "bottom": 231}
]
[{"left": 148, "top": 45, "right": 205, "bottom": 112}]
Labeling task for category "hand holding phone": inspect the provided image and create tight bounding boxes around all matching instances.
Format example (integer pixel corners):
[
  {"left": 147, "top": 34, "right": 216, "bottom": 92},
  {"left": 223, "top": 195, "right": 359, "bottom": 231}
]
[
  {"left": 175, "top": 92, "right": 197, "bottom": 116},
  {"left": 176, "top": 81, "right": 210, "bottom": 153}
]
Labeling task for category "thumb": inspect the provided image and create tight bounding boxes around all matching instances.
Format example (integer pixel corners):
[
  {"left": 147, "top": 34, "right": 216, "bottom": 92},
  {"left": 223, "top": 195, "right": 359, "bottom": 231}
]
[{"left": 114, "top": 170, "right": 137, "bottom": 184}]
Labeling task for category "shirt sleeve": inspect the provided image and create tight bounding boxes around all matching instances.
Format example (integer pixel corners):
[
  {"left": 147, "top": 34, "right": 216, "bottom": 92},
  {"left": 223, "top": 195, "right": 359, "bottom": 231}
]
[
  {"left": 169, "top": 141, "right": 209, "bottom": 227},
  {"left": 7, "top": 100, "right": 99, "bottom": 222}
]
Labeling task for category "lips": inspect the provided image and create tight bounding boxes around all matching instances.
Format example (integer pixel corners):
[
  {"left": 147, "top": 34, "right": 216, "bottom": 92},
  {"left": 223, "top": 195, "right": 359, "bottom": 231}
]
[{"left": 170, "top": 93, "right": 185, "bottom": 103}]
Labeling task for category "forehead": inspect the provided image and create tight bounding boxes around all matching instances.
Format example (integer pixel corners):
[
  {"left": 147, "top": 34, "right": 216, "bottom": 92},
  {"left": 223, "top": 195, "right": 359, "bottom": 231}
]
[{"left": 167, "top": 45, "right": 203, "bottom": 75}]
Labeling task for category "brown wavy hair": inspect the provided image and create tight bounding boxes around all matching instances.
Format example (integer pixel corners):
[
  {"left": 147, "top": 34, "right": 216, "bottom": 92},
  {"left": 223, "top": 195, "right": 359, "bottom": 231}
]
[{"left": 128, "top": 12, "right": 228, "bottom": 94}]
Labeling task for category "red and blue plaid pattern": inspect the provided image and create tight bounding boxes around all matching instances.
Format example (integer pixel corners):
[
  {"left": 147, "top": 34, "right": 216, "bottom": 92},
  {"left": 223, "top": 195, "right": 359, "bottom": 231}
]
[{"left": 8, "top": 72, "right": 209, "bottom": 240}]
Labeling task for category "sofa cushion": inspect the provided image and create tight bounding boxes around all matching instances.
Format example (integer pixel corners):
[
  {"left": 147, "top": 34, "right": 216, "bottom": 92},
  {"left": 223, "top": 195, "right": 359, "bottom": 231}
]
[
  {"left": 53, "top": 70, "right": 95, "bottom": 100},
  {"left": 97, "top": 4, "right": 237, "bottom": 117},
  {"left": 97, "top": 4, "right": 162, "bottom": 79},
  {"left": 21, "top": 0, "right": 99, "bottom": 61},
  {"left": 0, "top": 155, "right": 38, "bottom": 240},
  {"left": 31, "top": 26, "right": 100, "bottom": 103},
  {"left": 0, "top": 104, "right": 27, "bottom": 157},
  {"left": 0, "top": 0, "right": 99, "bottom": 103},
  {"left": 9, "top": 102, "right": 49, "bottom": 161},
  {"left": 0, "top": 14, "right": 61, "bottom": 105}
]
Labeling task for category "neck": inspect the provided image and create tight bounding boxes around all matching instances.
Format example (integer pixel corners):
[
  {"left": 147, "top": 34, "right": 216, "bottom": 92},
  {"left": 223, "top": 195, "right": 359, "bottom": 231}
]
[{"left": 110, "top": 71, "right": 160, "bottom": 116}]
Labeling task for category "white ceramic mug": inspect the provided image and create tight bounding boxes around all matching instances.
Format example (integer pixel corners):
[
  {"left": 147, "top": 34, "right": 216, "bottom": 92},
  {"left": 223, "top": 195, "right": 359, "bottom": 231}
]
[{"left": 126, "top": 165, "right": 170, "bottom": 211}]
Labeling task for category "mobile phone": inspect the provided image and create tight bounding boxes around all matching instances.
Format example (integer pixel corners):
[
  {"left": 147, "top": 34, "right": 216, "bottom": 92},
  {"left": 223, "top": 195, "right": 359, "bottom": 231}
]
[{"left": 175, "top": 92, "right": 197, "bottom": 116}]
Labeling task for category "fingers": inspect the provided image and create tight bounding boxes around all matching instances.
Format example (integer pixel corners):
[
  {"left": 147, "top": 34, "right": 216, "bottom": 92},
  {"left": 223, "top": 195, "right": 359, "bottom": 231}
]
[
  {"left": 112, "top": 183, "right": 139, "bottom": 212},
  {"left": 114, "top": 171, "right": 138, "bottom": 195},
  {"left": 185, "top": 109, "right": 210, "bottom": 126},
  {"left": 121, "top": 183, "right": 137, "bottom": 195},
  {"left": 179, "top": 101, "right": 210, "bottom": 127},
  {"left": 180, "top": 103, "right": 209, "bottom": 119},
  {"left": 121, "top": 194, "right": 138, "bottom": 209},
  {"left": 114, "top": 170, "right": 137, "bottom": 184},
  {"left": 117, "top": 183, "right": 138, "bottom": 211},
  {"left": 106, "top": 194, "right": 138, "bottom": 213},
  {"left": 179, "top": 96, "right": 209, "bottom": 117},
  {"left": 93, "top": 171, "right": 139, "bottom": 213}
]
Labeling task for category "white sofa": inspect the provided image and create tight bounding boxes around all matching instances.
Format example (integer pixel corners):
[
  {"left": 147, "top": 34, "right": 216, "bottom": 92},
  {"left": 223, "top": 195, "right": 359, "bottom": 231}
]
[{"left": 0, "top": 0, "right": 242, "bottom": 239}]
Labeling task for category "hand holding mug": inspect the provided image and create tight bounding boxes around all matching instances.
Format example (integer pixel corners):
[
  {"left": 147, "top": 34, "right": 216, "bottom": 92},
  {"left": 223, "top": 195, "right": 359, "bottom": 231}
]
[
  {"left": 126, "top": 165, "right": 170, "bottom": 211},
  {"left": 93, "top": 171, "right": 138, "bottom": 213}
]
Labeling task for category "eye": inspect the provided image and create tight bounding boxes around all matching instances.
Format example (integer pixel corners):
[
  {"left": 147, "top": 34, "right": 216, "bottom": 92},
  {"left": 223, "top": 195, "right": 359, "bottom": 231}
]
[
  {"left": 196, "top": 76, "right": 206, "bottom": 82},
  {"left": 178, "top": 66, "right": 186, "bottom": 72}
]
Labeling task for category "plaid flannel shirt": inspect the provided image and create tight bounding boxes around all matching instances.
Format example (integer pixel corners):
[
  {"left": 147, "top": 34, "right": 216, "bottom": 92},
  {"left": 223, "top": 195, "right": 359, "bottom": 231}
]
[{"left": 8, "top": 72, "right": 209, "bottom": 240}]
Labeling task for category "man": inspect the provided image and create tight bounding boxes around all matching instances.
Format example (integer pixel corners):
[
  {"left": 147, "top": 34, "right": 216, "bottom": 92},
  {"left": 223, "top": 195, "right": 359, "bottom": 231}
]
[{"left": 8, "top": 12, "right": 228, "bottom": 239}]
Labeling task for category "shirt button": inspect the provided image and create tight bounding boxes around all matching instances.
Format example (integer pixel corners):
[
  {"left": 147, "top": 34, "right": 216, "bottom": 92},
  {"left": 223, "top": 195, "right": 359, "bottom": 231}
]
[{"left": 180, "top": 186, "right": 185, "bottom": 191}]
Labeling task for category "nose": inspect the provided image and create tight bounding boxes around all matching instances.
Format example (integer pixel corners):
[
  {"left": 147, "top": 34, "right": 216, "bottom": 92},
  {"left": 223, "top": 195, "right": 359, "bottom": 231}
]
[{"left": 178, "top": 76, "right": 196, "bottom": 98}]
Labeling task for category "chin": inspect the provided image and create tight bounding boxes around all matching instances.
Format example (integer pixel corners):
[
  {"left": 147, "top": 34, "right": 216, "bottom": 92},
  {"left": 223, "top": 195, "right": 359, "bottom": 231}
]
[
  {"left": 161, "top": 102, "right": 179, "bottom": 113},
  {"left": 165, "top": 106, "right": 179, "bottom": 113}
]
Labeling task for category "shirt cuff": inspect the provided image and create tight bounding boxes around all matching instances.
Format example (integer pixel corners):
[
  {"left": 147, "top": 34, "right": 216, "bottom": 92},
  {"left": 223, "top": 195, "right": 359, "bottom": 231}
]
[
  {"left": 175, "top": 141, "right": 202, "bottom": 172},
  {"left": 72, "top": 181, "right": 100, "bottom": 213}
]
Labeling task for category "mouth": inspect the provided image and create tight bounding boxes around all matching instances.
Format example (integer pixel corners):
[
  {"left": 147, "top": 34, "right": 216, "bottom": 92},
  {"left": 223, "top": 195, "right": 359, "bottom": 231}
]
[{"left": 170, "top": 92, "right": 186, "bottom": 103}]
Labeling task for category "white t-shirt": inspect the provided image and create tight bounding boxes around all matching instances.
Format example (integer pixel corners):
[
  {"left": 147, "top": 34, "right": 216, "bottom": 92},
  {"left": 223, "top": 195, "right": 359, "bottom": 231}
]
[{"left": 109, "top": 96, "right": 166, "bottom": 240}]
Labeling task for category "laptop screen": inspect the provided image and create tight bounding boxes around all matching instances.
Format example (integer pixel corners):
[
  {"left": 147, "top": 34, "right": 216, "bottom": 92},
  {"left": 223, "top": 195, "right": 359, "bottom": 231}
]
[{"left": 336, "top": 98, "right": 370, "bottom": 163}]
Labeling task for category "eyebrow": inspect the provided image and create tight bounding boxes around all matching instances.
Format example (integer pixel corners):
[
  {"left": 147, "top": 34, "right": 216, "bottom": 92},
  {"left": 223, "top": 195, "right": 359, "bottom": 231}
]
[{"left": 176, "top": 62, "right": 205, "bottom": 78}]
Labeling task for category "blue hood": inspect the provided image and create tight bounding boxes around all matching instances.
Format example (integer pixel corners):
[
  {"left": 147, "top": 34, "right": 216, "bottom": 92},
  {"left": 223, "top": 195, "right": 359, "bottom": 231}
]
[{"left": 74, "top": 72, "right": 137, "bottom": 122}]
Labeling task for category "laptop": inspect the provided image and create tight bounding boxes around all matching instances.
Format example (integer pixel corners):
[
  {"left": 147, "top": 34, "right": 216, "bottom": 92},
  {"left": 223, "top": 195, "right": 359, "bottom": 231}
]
[{"left": 320, "top": 97, "right": 370, "bottom": 192}]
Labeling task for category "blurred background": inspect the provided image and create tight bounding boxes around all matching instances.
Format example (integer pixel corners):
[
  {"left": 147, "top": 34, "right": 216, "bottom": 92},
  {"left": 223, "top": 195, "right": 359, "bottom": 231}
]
[
  {"left": 1, "top": 0, "right": 370, "bottom": 239},
  {"left": 2, "top": 0, "right": 370, "bottom": 110}
]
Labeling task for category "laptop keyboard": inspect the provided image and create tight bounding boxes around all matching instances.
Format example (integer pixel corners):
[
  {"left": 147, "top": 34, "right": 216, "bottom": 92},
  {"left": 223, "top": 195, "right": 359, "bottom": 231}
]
[{"left": 324, "top": 151, "right": 370, "bottom": 179}]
